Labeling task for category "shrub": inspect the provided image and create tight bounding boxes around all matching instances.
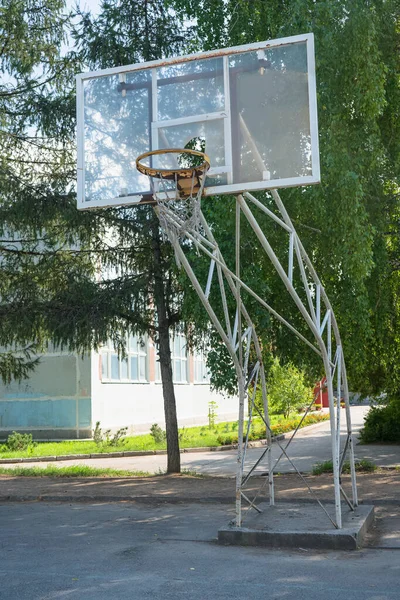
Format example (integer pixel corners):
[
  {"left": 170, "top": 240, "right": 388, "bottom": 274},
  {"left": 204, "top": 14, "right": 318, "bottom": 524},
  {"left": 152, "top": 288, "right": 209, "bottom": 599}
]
[
  {"left": 359, "top": 396, "right": 400, "bottom": 443},
  {"left": 150, "top": 423, "right": 166, "bottom": 444},
  {"left": 108, "top": 426, "right": 128, "bottom": 447},
  {"left": 217, "top": 435, "right": 232, "bottom": 445},
  {"left": 213, "top": 413, "right": 329, "bottom": 448},
  {"left": 7, "top": 431, "right": 35, "bottom": 452},
  {"left": 312, "top": 459, "right": 376, "bottom": 475},
  {"left": 178, "top": 427, "right": 189, "bottom": 443},
  {"left": 92, "top": 421, "right": 128, "bottom": 447},
  {"left": 208, "top": 400, "right": 218, "bottom": 429},
  {"left": 256, "top": 358, "right": 313, "bottom": 418}
]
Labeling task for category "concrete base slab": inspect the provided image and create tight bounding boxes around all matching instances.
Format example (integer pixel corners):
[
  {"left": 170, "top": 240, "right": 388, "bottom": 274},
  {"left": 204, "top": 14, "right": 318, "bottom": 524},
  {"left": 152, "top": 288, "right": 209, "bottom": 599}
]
[{"left": 218, "top": 503, "right": 374, "bottom": 550}]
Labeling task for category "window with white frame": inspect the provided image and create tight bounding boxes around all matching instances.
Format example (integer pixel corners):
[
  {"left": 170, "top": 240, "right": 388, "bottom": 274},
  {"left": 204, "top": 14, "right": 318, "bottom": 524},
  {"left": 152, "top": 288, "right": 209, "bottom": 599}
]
[
  {"left": 155, "top": 331, "right": 188, "bottom": 383},
  {"left": 101, "top": 334, "right": 148, "bottom": 382},
  {"left": 172, "top": 331, "right": 188, "bottom": 383},
  {"left": 194, "top": 349, "right": 210, "bottom": 384}
]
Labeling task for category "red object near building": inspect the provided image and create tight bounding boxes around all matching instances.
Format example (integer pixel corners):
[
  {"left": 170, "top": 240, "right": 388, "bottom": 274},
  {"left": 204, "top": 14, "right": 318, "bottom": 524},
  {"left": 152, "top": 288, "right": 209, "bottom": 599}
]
[{"left": 314, "top": 377, "right": 329, "bottom": 408}]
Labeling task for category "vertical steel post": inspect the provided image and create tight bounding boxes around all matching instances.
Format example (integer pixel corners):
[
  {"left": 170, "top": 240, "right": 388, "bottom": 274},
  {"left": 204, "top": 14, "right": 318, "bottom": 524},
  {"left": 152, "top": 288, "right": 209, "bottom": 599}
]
[
  {"left": 288, "top": 233, "right": 294, "bottom": 283},
  {"left": 340, "top": 351, "right": 358, "bottom": 506},
  {"left": 336, "top": 346, "right": 342, "bottom": 456},
  {"left": 235, "top": 199, "right": 245, "bottom": 527},
  {"left": 260, "top": 360, "right": 274, "bottom": 505},
  {"left": 316, "top": 284, "right": 321, "bottom": 330}
]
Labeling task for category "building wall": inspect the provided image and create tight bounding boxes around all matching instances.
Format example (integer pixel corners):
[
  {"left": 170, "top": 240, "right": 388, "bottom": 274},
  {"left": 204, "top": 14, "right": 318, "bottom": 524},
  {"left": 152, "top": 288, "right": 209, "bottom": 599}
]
[
  {"left": 0, "top": 337, "right": 238, "bottom": 440},
  {"left": 91, "top": 340, "right": 238, "bottom": 434},
  {"left": 0, "top": 352, "right": 91, "bottom": 440}
]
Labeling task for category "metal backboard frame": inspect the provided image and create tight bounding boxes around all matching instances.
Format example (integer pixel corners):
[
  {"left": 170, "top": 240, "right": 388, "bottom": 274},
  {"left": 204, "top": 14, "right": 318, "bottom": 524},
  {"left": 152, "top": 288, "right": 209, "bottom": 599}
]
[{"left": 77, "top": 33, "right": 320, "bottom": 210}]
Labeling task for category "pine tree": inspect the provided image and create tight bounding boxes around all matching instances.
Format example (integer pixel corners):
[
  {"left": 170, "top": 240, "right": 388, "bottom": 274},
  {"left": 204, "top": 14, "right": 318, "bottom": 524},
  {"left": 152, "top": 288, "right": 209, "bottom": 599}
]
[
  {"left": 0, "top": 0, "right": 78, "bottom": 381},
  {"left": 72, "top": 0, "right": 194, "bottom": 473},
  {"left": 0, "top": 1, "right": 155, "bottom": 393}
]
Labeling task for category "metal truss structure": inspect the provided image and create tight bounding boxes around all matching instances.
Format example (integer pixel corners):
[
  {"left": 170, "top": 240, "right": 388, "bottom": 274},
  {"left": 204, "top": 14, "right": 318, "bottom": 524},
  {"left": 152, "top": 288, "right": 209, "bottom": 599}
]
[{"left": 154, "top": 188, "right": 358, "bottom": 530}]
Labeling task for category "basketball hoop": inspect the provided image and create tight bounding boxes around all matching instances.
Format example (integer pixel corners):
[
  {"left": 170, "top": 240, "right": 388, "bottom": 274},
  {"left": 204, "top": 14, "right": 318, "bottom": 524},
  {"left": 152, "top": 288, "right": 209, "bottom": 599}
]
[
  {"left": 136, "top": 148, "right": 210, "bottom": 200},
  {"left": 136, "top": 148, "right": 210, "bottom": 239}
]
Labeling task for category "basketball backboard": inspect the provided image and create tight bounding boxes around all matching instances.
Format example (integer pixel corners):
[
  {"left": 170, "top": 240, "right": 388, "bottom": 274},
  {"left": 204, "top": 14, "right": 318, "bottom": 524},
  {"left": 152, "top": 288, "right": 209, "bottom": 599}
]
[{"left": 76, "top": 33, "right": 320, "bottom": 210}]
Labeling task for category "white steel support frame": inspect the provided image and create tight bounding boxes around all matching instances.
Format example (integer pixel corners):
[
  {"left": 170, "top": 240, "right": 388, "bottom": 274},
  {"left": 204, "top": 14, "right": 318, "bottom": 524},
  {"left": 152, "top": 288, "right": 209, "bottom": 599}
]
[{"left": 154, "top": 188, "right": 358, "bottom": 530}]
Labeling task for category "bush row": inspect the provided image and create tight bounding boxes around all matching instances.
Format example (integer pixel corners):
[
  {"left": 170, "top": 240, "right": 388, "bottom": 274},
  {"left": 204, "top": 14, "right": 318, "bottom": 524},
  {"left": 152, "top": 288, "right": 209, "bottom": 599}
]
[{"left": 216, "top": 412, "right": 329, "bottom": 446}]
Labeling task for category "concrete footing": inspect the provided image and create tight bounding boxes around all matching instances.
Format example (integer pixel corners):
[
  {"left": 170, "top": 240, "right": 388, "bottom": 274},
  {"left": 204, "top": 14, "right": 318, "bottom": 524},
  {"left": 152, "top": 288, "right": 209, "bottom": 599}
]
[{"left": 218, "top": 503, "right": 374, "bottom": 550}]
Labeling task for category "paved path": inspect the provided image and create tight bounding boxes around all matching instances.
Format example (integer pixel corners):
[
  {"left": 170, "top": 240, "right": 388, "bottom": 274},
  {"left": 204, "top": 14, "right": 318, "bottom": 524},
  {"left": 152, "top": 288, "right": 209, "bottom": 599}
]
[{"left": 4, "top": 406, "right": 397, "bottom": 475}]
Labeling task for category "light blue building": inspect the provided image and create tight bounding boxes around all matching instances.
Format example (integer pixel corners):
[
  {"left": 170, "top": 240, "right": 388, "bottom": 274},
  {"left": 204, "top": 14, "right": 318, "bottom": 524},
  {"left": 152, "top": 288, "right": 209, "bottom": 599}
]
[
  {"left": 0, "top": 351, "right": 92, "bottom": 440},
  {"left": 0, "top": 338, "right": 236, "bottom": 440}
]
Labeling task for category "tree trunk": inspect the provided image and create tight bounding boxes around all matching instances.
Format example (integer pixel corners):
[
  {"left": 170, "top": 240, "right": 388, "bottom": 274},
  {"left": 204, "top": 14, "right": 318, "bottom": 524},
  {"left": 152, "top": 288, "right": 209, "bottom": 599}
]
[{"left": 151, "top": 215, "right": 180, "bottom": 473}]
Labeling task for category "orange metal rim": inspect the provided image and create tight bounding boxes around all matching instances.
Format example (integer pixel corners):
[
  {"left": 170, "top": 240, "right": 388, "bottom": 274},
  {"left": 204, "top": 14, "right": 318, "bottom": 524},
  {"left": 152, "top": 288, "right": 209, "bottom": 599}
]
[{"left": 136, "top": 148, "right": 211, "bottom": 180}]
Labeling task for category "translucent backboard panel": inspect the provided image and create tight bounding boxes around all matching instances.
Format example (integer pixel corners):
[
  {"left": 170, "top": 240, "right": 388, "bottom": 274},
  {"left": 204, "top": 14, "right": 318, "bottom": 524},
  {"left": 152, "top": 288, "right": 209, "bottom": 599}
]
[
  {"left": 231, "top": 46, "right": 311, "bottom": 183},
  {"left": 157, "top": 58, "right": 225, "bottom": 120},
  {"left": 77, "top": 33, "right": 320, "bottom": 209},
  {"left": 157, "top": 120, "right": 225, "bottom": 168}
]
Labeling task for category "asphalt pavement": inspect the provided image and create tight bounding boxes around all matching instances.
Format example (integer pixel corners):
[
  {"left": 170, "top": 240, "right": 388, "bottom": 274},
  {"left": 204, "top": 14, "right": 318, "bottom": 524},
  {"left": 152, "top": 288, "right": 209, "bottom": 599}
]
[
  {"left": 1, "top": 406, "right": 400, "bottom": 599},
  {"left": 1, "top": 501, "right": 400, "bottom": 600}
]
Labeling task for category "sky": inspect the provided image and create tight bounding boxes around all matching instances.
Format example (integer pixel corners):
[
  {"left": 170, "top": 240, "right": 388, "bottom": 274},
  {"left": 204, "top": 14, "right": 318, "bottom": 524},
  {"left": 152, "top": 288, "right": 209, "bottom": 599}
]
[
  {"left": 68, "top": 0, "right": 101, "bottom": 16},
  {"left": 63, "top": 0, "right": 101, "bottom": 56}
]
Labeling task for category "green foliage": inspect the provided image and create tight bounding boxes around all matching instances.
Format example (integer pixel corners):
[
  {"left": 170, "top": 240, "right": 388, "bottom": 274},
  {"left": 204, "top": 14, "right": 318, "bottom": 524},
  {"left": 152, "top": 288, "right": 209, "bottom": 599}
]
[
  {"left": 312, "top": 459, "right": 376, "bottom": 476},
  {"left": 0, "top": 0, "right": 139, "bottom": 379},
  {"left": 0, "top": 0, "right": 87, "bottom": 381},
  {"left": 0, "top": 465, "right": 150, "bottom": 477},
  {"left": 204, "top": 334, "right": 237, "bottom": 395},
  {"left": 150, "top": 423, "right": 167, "bottom": 444},
  {"left": 269, "top": 412, "right": 329, "bottom": 435},
  {"left": 359, "top": 397, "right": 400, "bottom": 443},
  {"left": 173, "top": 0, "right": 400, "bottom": 401},
  {"left": 0, "top": 414, "right": 329, "bottom": 458},
  {"left": 178, "top": 427, "right": 189, "bottom": 443},
  {"left": 258, "top": 358, "right": 313, "bottom": 419},
  {"left": 92, "top": 421, "right": 128, "bottom": 447},
  {"left": 73, "top": 0, "right": 186, "bottom": 68},
  {"left": 208, "top": 400, "right": 218, "bottom": 429},
  {"left": 216, "top": 412, "right": 329, "bottom": 445},
  {"left": 6, "top": 431, "right": 35, "bottom": 452},
  {"left": 0, "top": 346, "right": 40, "bottom": 385}
]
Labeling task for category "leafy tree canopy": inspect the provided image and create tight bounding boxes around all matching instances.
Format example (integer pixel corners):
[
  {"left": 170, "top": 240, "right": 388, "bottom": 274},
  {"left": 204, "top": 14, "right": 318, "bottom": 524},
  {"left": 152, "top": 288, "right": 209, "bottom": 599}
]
[
  {"left": 173, "top": 0, "right": 400, "bottom": 397},
  {"left": 267, "top": 358, "right": 313, "bottom": 419}
]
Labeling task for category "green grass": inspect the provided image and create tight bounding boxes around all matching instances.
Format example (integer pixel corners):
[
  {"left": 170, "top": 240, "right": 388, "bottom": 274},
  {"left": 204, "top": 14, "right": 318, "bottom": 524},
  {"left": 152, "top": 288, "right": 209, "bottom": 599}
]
[
  {"left": 0, "top": 412, "right": 329, "bottom": 460},
  {"left": 312, "top": 458, "right": 377, "bottom": 476},
  {"left": 0, "top": 465, "right": 151, "bottom": 477}
]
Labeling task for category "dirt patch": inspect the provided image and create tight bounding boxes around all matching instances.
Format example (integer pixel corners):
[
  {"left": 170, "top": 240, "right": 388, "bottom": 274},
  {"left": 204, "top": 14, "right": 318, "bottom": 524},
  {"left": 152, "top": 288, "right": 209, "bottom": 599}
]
[{"left": 0, "top": 470, "right": 398, "bottom": 507}]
